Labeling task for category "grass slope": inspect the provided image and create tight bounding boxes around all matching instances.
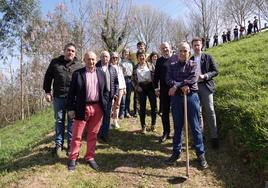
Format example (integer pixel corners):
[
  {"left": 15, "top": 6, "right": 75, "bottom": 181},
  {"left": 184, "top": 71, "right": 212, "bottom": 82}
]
[
  {"left": 207, "top": 31, "right": 268, "bottom": 178},
  {"left": 0, "top": 109, "right": 54, "bottom": 167},
  {"left": 0, "top": 108, "right": 264, "bottom": 187},
  {"left": 0, "top": 33, "right": 268, "bottom": 187}
]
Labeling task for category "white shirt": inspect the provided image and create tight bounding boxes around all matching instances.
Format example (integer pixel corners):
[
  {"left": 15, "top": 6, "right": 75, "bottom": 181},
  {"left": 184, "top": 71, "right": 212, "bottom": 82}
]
[
  {"left": 137, "top": 63, "right": 152, "bottom": 83},
  {"left": 111, "top": 64, "right": 126, "bottom": 89},
  {"left": 101, "top": 64, "right": 108, "bottom": 72},
  {"left": 194, "top": 54, "right": 202, "bottom": 76}
]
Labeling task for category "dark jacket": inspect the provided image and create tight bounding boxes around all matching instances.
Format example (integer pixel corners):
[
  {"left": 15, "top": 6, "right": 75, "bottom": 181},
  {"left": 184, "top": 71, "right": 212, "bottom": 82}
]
[
  {"left": 43, "top": 55, "right": 83, "bottom": 98},
  {"left": 153, "top": 56, "right": 170, "bottom": 90},
  {"left": 190, "top": 53, "right": 219, "bottom": 93},
  {"left": 66, "top": 67, "right": 109, "bottom": 120},
  {"left": 96, "top": 61, "right": 119, "bottom": 99}
]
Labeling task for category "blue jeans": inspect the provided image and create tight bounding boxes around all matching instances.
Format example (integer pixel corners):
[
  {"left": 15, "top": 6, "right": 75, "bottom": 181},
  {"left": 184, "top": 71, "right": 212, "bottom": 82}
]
[
  {"left": 53, "top": 97, "right": 73, "bottom": 148},
  {"left": 171, "top": 92, "right": 204, "bottom": 157},
  {"left": 120, "top": 76, "right": 132, "bottom": 116},
  {"left": 99, "top": 98, "right": 113, "bottom": 137}
]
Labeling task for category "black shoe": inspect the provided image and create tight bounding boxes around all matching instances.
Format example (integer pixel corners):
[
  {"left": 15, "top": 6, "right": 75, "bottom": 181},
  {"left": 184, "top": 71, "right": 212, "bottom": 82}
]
[
  {"left": 53, "top": 145, "right": 62, "bottom": 157},
  {"left": 165, "top": 154, "right": 181, "bottom": 165},
  {"left": 159, "top": 134, "right": 169, "bottom": 143},
  {"left": 198, "top": 154, "right": 208, "bottom": 168},
  {"left": 66, "top": 146, "right": 71, "bottom": 157},
  {"left": 87, "top": 159, "right": 99, "bottom": 171},
  {"left": 99, "top": 135, "right": 109, "bottom": 143},
  {"left": 211, "top": 138, "right": 219, "bottom": 149},
  {"left": 67, "top": 160, "right": 76, "bottom": 171},
  {"left": 151, "top": 124, "right": 156, "bottom": 132}
]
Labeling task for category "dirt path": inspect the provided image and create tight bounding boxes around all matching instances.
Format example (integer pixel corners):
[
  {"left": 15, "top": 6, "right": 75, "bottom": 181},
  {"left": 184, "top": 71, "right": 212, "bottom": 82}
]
[{"left": 0, "top": 116, "right": 263, "bottom": 188}]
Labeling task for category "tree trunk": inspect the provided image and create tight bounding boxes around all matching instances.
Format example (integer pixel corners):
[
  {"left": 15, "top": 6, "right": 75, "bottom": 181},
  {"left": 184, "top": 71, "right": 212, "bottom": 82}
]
[{"left": 20, "top": 34, "right": 24, "bottom": 120}]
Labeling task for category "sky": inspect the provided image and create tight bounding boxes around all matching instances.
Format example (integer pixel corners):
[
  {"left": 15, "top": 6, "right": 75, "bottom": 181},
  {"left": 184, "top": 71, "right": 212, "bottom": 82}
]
[
  {"left": 40, "top": 0, "right": 187, "bottom": 19},
  {"left": 0, "top": 0, "right": 188, "bottom": 74}
]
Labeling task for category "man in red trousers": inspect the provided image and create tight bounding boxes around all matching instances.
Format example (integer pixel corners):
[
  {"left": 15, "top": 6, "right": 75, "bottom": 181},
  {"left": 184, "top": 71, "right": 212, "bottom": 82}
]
[{"left": 67, "top": 51, "right": 109, "bottom": 171}]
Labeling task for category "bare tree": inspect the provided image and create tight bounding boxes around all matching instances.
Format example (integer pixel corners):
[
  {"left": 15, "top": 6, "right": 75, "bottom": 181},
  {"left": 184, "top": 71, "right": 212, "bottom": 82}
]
[
  {"left": 223, "top": 0, "right": 254, "bottom": 27},
  {"left": 131, "top": 5, "right": 163, "bottom": 51},
  {"left": 68, "top": 0, "right": 93, "bottom": 59},
  {"left": 254, "top": 0, "right": 268, "bottom": 26},
  {"left": 89, "top": 0, "right": 132, "bottom": 53},
  {"left": 184, "top": 0, "right": 216, "bottom": 41}
]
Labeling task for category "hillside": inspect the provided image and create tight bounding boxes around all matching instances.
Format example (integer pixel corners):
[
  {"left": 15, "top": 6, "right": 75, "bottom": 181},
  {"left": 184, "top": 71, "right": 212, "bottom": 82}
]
[
  {"left": 0, "top": 33, "right": 267, "bottom": 187},
  {"left": 207, "top": 31, "right": 268, "bottom": 178}
]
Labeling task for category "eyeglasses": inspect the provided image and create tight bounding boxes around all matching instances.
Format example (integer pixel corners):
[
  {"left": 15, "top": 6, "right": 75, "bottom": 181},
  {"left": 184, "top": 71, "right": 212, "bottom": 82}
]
[{"left": 112, "top": 57, "right": 118, "bottom": 59}]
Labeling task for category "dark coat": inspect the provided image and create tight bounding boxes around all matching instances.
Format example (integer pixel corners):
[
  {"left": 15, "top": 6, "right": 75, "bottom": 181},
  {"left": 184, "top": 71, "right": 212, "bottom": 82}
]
[
  {"left": 43, "top": 55, "right": 83, "bottom": 98},
  {"left": 67, "top": 67, "right": 109, "bottom": 120},
  {"left": 96, "top": 61, "right": 119, "bottom": 99},
  {"left": 153, "top": 56, "right": 170, "bottom": 90},
  {"left": 190, "top": 53, "right": 219, "bottom": 93}
]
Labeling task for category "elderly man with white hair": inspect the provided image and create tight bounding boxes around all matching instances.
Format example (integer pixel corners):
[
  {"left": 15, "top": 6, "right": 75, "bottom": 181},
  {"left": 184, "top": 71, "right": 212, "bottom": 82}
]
[
  {"left": 165, "top": 42, "right": 208, "bottom": 169},
  {"left": 154, "top": 42, "right": 172, "bottom": 143},
  {"left": 96, "top": 51, "right": 119, "bottom": 143}
]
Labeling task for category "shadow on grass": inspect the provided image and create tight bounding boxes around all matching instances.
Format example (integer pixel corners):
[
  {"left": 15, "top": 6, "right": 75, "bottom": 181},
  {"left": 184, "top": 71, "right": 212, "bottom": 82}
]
[
  {"left": 0, "top": 134, "right": 66, "bottom": 173},
  {"left": 97, "top": 128, "right": 173, "bottom": 154}
]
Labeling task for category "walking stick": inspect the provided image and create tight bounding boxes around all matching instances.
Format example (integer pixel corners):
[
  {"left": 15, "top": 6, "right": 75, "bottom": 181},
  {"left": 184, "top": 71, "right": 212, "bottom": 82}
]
[{"left": 184, "top": 93, "right": 190, "bottom": 178}]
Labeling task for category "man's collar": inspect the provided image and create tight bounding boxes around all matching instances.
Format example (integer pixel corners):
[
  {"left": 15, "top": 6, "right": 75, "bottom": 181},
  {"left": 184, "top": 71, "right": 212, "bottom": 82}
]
[{"left": 86, "top": 67, "right": 96, "bottom": 72}]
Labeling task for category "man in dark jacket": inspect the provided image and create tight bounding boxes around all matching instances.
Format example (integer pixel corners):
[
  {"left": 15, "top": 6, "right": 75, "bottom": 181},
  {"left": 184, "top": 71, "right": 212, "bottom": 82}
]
[
  {"left": 191, "top": 37, "right": 219, "bottom": 149},
  {"left": 153, "top": 42, "right": 172, "bottom": 143},
  {"left": 43, "top": 43, "right": 83, "bottom": 156},
  {"left": 96, "top": 51, "right": 119, "bottom": 142},
  {"left": 247, "top": 21, "right": 253, "bottom": 35},
  {"left": 66, "top": 51, "right": 109, "bottom": 171}
]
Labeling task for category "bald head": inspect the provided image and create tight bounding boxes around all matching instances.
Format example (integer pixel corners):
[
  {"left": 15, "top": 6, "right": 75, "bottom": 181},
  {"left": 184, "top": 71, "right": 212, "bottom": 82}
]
[
  {"left": 84, "top": 51, "right": 97, "bottom": 69},
  {"left": 100, "top": 51, "right": 110, "bottom": 65},
  {"left": 160, "top": 42, "right": 171, "bottom": 57}
]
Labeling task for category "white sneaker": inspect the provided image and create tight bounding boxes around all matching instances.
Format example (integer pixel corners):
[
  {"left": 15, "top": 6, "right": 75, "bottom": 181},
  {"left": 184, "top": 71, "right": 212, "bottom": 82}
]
[{"left": 114, "top": 122, "right": 120, "bottom": 129}]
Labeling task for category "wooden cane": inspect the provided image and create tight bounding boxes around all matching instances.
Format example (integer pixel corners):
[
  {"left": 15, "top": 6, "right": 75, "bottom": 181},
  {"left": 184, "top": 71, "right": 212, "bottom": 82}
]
[{"left": 184, "top": 93, "right": 190, "bottom": 178}]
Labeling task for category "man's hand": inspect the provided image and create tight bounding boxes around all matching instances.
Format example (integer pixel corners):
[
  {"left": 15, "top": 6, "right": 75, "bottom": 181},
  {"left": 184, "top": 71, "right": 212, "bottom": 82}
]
[
  {"left": 45, "top": 93, "right": 52, "bottom": 102},
  {"left": 168, "top": 86, "right": 177, "bottom": 96},
  {"left": 122, "top": 89, "right": 126, "bottom": 95},
  {"left": 199, "top": 74, "right": 206, "bottom": 80},
  {"left": 137, "top": 86, "right": 143, "bottom": 92},
  {"left": 155, "top": 89, "right": 160, "bottom": 97},
  {"left": 181, "top": 86, "right": 190, "bottom": 94},
  {"left": 68, "top": 111, "right": 75, "bottom": 119}
]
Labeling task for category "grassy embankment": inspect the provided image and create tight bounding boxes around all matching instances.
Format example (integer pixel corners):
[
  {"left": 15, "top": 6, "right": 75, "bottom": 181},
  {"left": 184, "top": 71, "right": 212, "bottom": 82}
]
[
  {"left": 208, "top": 31, "right": 268, "bottom": 178},
  {"left": 0, "top": 32, "right": 267, "bottom": 187}
]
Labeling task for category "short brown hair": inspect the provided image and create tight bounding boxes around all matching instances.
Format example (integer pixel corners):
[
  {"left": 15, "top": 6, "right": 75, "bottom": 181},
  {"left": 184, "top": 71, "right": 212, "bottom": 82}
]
[
  {"left": 137, "top": 41, "right": 145, "bottom": 46},
  {"left": 64, "top": 42, "right": 76, "bottom": 51},
  {"left": 136, "top": 50, "right": 146, "bottom": 58},
  {"left": 191, "top": 37, "right": 202, "bottom": 45}
]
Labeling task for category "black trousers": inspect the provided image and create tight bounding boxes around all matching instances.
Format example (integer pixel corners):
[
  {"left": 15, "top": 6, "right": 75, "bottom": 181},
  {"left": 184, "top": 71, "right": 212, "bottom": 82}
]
[
  {"left": 138, "top": 82, "right": 157, "bottom": 127},
  {"left": 160, "top": 87, "right": 171, "bottom": 136}
]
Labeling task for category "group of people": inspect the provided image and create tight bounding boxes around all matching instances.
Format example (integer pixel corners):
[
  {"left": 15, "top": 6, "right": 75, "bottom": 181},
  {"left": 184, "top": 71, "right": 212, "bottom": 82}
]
[
  {"left": 43, "top": 37, "right": 219, "bottom": 172},
  {"left": 212, "top": 16, "right": 260, "bottom": 46}
]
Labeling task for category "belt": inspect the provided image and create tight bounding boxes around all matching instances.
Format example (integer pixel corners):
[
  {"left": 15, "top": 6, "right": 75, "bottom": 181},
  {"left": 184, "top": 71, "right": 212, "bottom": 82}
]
[
  {"left": 139, "top": 81, "right": 151, "bottom": 86},
  {"left": 86, "top": 101, "right": 99, "bottom": 104},
  {"left": 177, "top": 90, "right": 197, "bottom": 96}
]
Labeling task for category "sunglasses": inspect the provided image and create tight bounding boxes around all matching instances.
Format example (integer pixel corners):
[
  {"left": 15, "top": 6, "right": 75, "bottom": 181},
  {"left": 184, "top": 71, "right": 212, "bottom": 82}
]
[{"left": 112, "top": 57, "right": 118, "bottom": 59}]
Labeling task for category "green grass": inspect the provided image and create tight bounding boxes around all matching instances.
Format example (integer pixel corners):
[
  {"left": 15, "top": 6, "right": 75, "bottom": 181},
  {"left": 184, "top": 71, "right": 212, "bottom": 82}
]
[
  {"left": 0, "top": 33, "right": 268, "bottom": 187},
  {"left": 207, "top": 31, "right": 268, "bottom": 177},
  {"left": 0, "top": 108, "right": 54, "bottom": 167},
  {"left": 0, "top": 110, "right": 264, "bottom": 187}
]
